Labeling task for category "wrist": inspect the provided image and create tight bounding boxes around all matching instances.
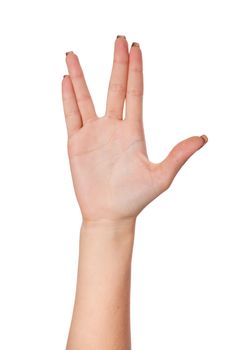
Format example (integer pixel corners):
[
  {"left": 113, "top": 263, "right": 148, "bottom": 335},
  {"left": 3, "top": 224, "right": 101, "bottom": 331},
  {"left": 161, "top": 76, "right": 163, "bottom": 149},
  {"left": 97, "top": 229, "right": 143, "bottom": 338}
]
[
  {"left": 81, "top": 216, "right": 136, "bottom": 235},
  {"left": 80, "top": 217, "right": 136, "bottom": 253}
]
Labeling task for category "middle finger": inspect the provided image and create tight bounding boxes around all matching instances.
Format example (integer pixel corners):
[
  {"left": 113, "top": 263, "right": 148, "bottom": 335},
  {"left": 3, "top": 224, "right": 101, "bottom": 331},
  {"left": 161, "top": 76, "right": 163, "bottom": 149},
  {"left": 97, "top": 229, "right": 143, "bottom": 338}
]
[{"left": 105, "top": 35, "right": 129, "bottom": 120}]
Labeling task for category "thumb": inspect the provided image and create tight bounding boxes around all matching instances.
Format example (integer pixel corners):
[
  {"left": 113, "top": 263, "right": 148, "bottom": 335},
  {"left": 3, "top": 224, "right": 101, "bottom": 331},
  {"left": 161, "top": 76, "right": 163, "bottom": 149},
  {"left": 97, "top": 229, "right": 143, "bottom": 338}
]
[{"left": 159, "top": 135, "right": 208, "bottom": 189}]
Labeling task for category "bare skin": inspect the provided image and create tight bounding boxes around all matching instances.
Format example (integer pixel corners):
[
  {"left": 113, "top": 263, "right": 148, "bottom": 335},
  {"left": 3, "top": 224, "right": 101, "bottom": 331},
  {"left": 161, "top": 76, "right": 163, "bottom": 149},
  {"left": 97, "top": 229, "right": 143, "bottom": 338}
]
[{"left": 62, "top": 36, "right": 208, "bottom": 349}]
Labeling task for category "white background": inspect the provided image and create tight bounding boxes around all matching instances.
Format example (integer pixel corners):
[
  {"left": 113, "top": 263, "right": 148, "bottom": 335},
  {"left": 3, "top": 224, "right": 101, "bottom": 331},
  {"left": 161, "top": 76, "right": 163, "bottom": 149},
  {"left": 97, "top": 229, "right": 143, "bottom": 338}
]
[{"left": 0, "top": 0, "right": 232, "bottom": 349}]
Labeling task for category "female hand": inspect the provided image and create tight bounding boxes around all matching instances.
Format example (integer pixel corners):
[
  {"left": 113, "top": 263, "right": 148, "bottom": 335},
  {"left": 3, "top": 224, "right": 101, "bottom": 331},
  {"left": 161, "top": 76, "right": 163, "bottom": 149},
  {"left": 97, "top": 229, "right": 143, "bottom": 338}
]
[{"left": 62, "top": 36, "right": 207, "bottom": 222}]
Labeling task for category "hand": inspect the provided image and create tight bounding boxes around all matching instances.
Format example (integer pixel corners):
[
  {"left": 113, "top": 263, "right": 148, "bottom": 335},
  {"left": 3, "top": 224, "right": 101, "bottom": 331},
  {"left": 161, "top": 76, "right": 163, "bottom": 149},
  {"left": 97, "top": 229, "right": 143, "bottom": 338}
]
[{"left": 62, "top": 36, "right": 208, "bottom": 222}]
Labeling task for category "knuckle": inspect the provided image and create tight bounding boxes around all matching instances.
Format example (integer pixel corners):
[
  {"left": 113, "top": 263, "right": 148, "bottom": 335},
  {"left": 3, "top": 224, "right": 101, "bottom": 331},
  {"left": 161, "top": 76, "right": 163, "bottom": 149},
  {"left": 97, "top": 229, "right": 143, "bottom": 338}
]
[
  {"left": 77, "top": 93, "right": 91, "bottom": 103},
  {"left": 163, "top": 179, "right": 171, "bottom": 192},
  {"left": 129, "top": 66, "right": 143, "bottom": 74},
  {"left": 109, "top": 83, "right": 125, "bottom": 96},
  {"left": 155, "top": 166, "right": 172, "bottom": 192},
  {"left": 162, "top": 173, "right": 174, "bottom": 192},
  {"left": 72, "top": 71, "right": 84, "bottom": 80},
  {"left": 126, "top": 88, "right": 143, "bottom": 97}
]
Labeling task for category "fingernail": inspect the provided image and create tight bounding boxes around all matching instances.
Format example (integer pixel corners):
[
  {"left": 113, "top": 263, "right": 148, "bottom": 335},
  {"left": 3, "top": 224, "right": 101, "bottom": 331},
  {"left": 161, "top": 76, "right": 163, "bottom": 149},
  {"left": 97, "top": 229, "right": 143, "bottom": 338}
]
[
  {"left": 66, "top": 51, "right": 73, "bottom": 56},
  {"left": 131, "top": 42, "right": 140, "bottom": 48},
  {"left": 200, "top": 134, "right": 208, "bottom": 145},
  {"left": 116, "top": 35, "right": 126, "bottom": 39},
  {"left": 63, "top": 75, "right": 68, "bottom": 79}
]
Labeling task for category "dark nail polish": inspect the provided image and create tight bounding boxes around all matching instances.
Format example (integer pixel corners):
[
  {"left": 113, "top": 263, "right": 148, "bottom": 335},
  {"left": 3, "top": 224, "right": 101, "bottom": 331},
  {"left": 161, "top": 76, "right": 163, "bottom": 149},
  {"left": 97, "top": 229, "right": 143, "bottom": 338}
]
[
  {"left": 200, "top": 134, "right": 208, "bottom": 145},
  {"left": 116, "top": 35, "right": 126, "bottom": 39},
  {"left": 66, "top": 51, "right": 73, "bottom": 56},
  {"left": 131, "top": 42, "right": 140, "bottom": 48}
]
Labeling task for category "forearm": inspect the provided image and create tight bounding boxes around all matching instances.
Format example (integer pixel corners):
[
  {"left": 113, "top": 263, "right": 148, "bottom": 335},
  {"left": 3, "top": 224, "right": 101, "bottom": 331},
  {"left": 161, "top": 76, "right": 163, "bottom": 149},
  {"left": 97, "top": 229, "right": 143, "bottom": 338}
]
[{"left": 66, "top": 218, "right": 136, "bottom": 350}]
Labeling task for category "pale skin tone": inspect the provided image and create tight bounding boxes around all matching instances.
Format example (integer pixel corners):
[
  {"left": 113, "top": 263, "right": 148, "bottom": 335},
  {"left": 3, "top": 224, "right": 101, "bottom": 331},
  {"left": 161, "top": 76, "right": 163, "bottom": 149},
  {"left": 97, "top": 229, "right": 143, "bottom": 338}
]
[{"left": 62, "top": 35, "right": 208, "bottom": 350}]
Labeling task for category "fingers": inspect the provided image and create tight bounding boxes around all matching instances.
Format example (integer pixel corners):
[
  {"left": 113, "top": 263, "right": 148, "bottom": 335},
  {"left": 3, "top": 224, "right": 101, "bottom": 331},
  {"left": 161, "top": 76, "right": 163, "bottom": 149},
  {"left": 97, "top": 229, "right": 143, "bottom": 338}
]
[
  {"left": 66, "top": 52, "right": 97, "bottom": 124},
  {"left": 125, "top": 43, "right": 143, "bottom": 122},
  {"left": 158, "top": 135, "right": 208, "bottom": 190},
  {"left": 105, "top": 36, "right": 129, "bottom": 120},
  {"left": 62, "top": 75, "right": 82, "bottom": 137}
]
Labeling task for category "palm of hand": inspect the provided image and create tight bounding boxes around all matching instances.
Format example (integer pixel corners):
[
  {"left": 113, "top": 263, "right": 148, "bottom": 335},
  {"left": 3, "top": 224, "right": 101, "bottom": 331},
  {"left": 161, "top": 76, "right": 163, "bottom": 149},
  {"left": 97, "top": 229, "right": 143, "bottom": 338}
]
[
  {"left": 68, "top": 117, "right": 165, "bottom": 220},
  {"left": 62, "top": 37, "right": 207, "bottom": 221}
]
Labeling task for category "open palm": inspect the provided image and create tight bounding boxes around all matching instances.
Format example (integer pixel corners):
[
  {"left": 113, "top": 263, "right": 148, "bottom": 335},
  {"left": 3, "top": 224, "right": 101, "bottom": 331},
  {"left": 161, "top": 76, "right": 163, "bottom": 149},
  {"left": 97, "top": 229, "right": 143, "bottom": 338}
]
[{"left": 62, "top": 36, "right": 207, "bottom": 222}]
